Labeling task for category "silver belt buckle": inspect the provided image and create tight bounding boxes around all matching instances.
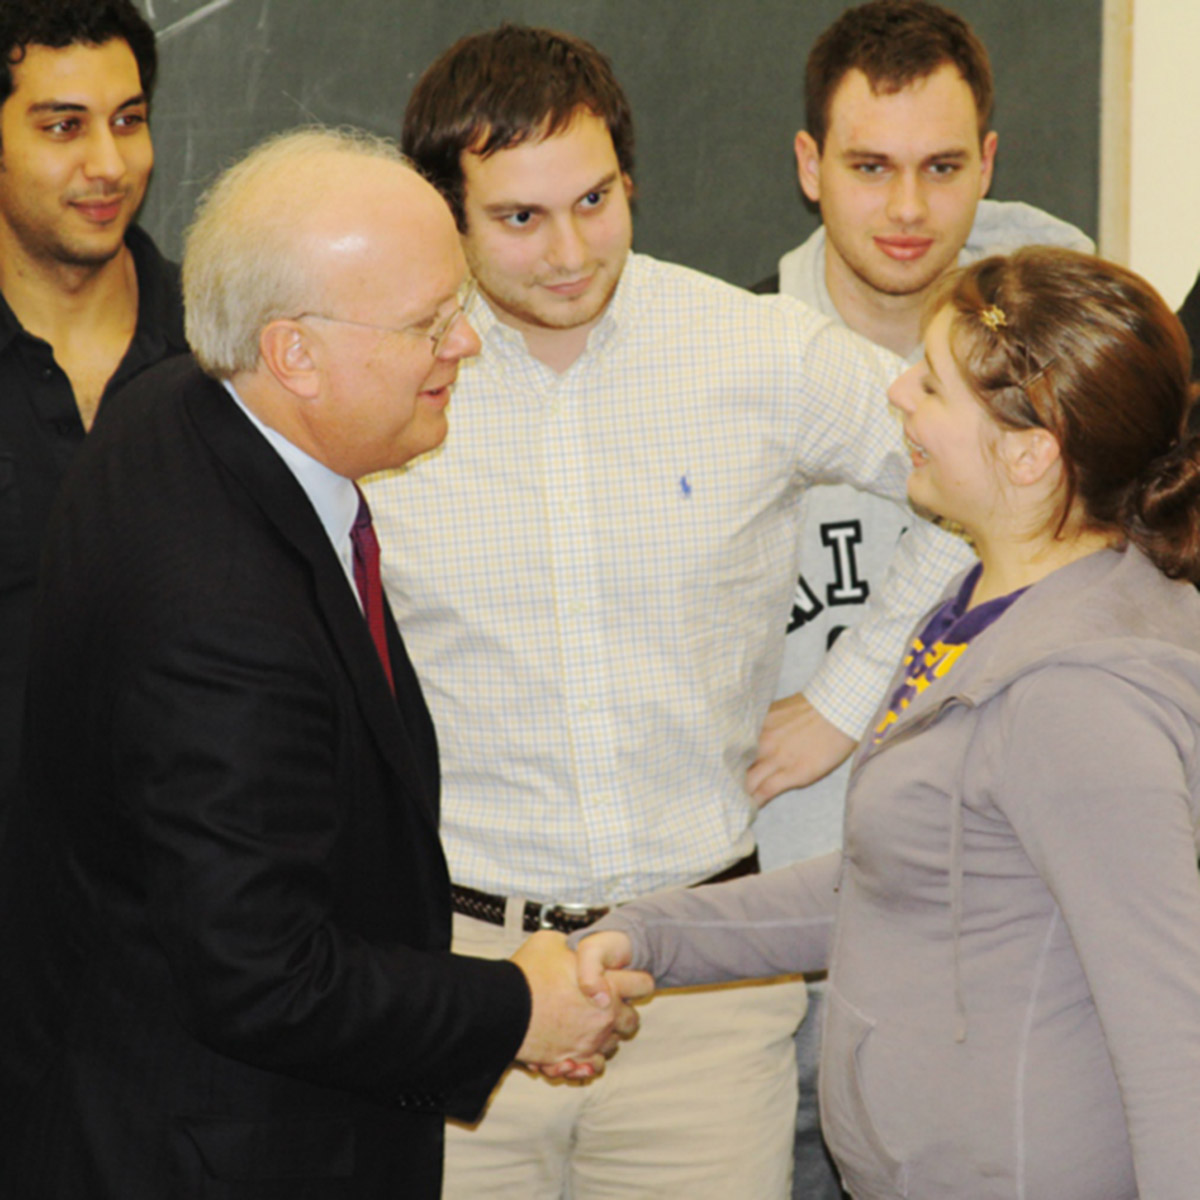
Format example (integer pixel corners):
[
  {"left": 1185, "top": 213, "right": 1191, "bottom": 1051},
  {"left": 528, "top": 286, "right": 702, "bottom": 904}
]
[{"left": 538, "top": 902, "right": 595, "bottom": 930}]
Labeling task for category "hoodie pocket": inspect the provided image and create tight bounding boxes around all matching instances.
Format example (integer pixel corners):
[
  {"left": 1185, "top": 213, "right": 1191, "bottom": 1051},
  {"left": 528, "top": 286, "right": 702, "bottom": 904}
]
[{"left": 819, "top": 985, "right": 909, "bottom": 1198}]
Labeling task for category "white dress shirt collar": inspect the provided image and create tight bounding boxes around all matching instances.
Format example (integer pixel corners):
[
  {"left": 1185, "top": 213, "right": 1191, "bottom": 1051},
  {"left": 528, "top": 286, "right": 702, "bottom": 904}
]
[{"left": 223, "top": 380, "right": 359, "bottom": 598}]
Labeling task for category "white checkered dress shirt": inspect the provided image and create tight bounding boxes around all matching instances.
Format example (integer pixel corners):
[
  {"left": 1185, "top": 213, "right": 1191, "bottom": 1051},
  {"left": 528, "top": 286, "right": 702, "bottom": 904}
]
[{"left": 365, "top": 253, "right": 973, "bottom": 904}]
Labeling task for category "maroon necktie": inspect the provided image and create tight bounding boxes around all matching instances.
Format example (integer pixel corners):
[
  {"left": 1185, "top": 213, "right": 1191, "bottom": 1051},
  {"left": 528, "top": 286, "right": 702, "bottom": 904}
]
[{"left": 351, "top": 487, "right": 395, "bottom": 693}]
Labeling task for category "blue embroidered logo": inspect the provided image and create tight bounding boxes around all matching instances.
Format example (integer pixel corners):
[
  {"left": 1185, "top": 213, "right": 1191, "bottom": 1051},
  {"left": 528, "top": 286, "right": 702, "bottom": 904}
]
[{"left": 679, "top": 474, "right": 692, "bottom": 498}]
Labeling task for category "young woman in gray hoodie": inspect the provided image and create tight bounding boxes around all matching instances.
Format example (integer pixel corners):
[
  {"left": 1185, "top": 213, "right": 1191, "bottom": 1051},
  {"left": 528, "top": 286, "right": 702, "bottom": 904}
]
[{"left": 570, "top": 247, "right": 1200, "bottom": 1200}]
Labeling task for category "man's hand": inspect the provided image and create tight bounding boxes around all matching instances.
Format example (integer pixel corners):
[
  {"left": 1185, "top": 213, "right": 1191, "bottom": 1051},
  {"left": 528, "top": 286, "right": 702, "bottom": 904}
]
[
  {"left": 746, "top": 691, "right": 857, "bottom": 807},
  {"left": 511, "top": 931, "right": 653, "bottom": 1079}
]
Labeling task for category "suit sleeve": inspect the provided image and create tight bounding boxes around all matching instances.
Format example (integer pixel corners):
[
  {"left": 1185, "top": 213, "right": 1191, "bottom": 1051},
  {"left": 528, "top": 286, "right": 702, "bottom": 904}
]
[
  {"left": 991, "top": 665, "right": 1200, "bottom": 1199},
  {"left": 112, "top": 610, "right": 529, "bottom": 1119}
]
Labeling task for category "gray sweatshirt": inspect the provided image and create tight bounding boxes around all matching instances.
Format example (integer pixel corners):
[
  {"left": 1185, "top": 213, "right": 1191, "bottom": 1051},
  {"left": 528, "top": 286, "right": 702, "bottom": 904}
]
[{"left": 580, "top": 548, "right": 1200, "bottom": 1200}]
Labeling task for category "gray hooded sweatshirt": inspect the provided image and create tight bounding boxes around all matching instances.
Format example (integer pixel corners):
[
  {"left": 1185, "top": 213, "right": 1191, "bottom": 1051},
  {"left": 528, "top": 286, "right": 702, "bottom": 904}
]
[{"left": 579, "top": 547, "right": 1200, "bottom": 1199}]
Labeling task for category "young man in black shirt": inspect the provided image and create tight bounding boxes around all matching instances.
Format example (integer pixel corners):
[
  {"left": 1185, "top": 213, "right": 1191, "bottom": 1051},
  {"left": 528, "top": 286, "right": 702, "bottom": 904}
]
[{"left": 0, "top": 0, "right": 186, "bottom": 835}]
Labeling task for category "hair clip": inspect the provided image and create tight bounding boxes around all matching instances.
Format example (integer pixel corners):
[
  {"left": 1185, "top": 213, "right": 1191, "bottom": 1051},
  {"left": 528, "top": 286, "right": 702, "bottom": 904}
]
[
  {"left": 1017, "top": 357, "right": 1057, "bottom": 393},
  {"left": 979, "top": 305, "right": 1007, "bottom": 331}
]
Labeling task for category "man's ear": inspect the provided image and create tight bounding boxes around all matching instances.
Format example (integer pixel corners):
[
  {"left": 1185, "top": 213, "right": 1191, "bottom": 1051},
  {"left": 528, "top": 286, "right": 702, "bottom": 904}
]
[
  {"left": 978, "top": 130, "right": 998, "bottom": 198},
  {"left": 1001, "top": 425, "right": 1060, "bottom": 488},
  {"left": 794, "top": 130, "right": 822, "bottom": 204},
  {"left": 258, "top": 320, "right": 321, "bottom": 399}
]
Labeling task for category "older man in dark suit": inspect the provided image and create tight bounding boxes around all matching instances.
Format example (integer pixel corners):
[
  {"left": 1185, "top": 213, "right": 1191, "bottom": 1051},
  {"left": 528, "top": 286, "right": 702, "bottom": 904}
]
[{"left": 0, "top": 127, "right": 649, "bottom": 1199}]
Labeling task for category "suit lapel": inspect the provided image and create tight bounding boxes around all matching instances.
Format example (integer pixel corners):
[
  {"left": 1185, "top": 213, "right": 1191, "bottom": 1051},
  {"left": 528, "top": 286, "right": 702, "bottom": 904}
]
[{"left": 182, "top": 371, "right": 439, "bottom": 825}]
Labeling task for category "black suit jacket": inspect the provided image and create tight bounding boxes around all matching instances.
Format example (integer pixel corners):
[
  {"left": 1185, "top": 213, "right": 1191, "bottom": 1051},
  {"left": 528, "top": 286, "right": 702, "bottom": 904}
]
[{"left": 0, "top": 356, "right": 530, "bottom": 1199}]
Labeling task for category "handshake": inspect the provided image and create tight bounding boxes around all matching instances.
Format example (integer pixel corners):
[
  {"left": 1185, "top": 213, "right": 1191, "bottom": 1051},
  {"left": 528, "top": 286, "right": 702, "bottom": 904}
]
[{"left": 509, "top": 929, "right": 651, "bottom": 1079}]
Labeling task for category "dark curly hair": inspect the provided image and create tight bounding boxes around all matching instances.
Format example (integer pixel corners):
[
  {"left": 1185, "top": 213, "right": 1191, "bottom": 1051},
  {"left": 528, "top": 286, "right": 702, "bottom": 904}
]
[
  {"left": 402, "top": 24, "right": 633, "bottom": 233},
  {"left": 0, "top": 0, "right": 157, "bottom": 112}
]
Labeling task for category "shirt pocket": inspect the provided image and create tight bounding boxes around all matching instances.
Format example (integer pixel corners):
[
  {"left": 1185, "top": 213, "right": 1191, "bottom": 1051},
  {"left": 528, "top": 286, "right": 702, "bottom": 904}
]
[
  {"left": 0, "top": 453, "right": 31, "bottom": 591},
  {"left": 0, "top": 451, "right": 37, "bottom": 597},
  {"left": 818, "top": 983, "right": 909, "bottom": 1198}
]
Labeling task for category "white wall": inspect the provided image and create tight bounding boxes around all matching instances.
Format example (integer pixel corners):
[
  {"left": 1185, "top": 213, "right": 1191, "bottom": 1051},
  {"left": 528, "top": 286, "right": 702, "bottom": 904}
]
[{"left": 1126, "top": 0, "right": 1200, "bottom": 307}]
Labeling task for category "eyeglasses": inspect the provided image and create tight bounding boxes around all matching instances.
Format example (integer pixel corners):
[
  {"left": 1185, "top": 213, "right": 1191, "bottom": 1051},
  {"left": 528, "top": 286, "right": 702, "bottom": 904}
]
[{"left": 292, "top": 279, "right": 476, "bottom": 356}]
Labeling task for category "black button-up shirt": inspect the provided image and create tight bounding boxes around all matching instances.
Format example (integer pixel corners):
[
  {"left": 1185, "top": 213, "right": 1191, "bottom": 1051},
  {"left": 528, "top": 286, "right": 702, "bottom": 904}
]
[{"left": 0, "top": 225, "right": 187, "bottom": 828}]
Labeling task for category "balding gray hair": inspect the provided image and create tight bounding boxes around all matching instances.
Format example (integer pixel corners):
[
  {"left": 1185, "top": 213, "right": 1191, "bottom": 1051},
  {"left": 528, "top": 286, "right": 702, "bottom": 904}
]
[{"left": 182, "top": 126, "right": 411, "bottom": 378}]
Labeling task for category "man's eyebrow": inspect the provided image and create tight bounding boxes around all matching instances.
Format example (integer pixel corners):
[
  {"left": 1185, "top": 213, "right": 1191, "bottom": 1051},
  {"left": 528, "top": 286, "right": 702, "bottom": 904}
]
[
  {"left": 27, "top": 100, "right": 87, "bottom": 115},
  {"left": 26, "top": 92, "right": 147, "bottom": 116},
  {"left": 480, "top": 198, "right": 545, "bottom": 216},
  {"left": 840, "top": 147, "right": 971, "bottom": 162},
  {"left": 480, "top": 171, "right": 620, "bottom": 216},
  {"left": 574, "top": 170, "right": 619, "bottom": 200}
]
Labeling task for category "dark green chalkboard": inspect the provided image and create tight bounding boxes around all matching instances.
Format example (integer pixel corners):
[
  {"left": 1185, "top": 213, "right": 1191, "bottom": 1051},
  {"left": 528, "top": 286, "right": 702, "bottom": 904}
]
[{"left": 136, "top": 0, "right": 1102, "bottom": 288}]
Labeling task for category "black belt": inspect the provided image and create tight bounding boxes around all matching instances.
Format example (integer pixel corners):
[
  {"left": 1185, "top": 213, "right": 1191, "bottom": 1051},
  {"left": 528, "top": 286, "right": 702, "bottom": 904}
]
[{"left": 450, "top": 849, "right": 760, "bottom": 935}]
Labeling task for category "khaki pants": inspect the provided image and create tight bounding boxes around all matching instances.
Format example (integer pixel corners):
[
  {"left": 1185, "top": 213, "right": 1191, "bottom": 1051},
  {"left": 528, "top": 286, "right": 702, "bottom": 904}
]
[{"left": 445, "top": 910, "right": 808, "bottom": 1200}]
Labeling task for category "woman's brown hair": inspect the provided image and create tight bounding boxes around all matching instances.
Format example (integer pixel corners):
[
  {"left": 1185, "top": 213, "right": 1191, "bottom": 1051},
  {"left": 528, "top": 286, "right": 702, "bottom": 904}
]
[{"left": 931, "top": 247, "right": 1200, "bottom": 581}]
